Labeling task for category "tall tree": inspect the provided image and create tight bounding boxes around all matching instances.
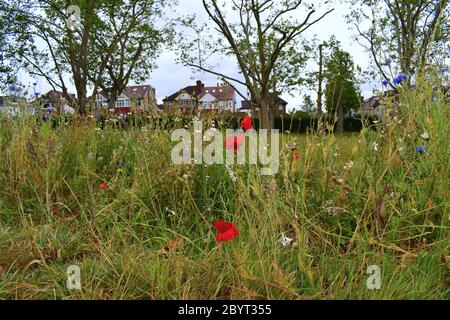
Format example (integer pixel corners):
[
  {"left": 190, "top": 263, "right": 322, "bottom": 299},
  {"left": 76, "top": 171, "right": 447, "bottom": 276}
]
[
  {"left": 16, "top": 0, "right": 116, "bottom": 114},
  {"left": 324, "top": 48, "right": 361, "bottom": 134},
  {"left": 0, "top": 0, "right": 35, "bottom": 88},
  {"left": 93, "top": 0, "right": 172, "bottom": 111},
  {"left": 346, "top": 0, "right": 449, "bottom": 89},
  {"left": 12, "top": 0, "right": 171, "bottom": 114},
  {"left": 179, "top": 0, "right": 334, "bottom": 129},
  {"left": 302, "top": 36, "right": 340, "bottom": 118}
]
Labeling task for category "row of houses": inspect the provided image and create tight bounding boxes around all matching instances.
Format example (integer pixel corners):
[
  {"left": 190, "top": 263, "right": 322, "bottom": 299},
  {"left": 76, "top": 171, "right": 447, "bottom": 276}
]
[{"left": 1, "top": 80, "right": 289, "bottom": 117}]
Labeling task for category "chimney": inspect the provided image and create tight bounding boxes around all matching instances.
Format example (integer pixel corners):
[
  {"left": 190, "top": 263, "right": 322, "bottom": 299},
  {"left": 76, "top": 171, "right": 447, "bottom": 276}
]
[{"left": 196, "top": 80, "right": 204, "bottom": 94}]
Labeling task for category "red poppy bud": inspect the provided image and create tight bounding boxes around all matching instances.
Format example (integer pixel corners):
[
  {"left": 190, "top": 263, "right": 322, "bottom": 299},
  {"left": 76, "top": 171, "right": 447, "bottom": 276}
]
[
  {"left": 214, "top": 220, "right": 239, "bottom": 243},
  {"left": 100, "top": 183, "right": 108, "bottom": 190}
]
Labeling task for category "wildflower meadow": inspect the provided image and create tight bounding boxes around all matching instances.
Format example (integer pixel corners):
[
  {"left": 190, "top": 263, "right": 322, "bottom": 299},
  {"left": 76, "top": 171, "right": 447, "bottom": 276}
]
[{"left": 0, "top": 81, "right": 448, "bottom": 300}]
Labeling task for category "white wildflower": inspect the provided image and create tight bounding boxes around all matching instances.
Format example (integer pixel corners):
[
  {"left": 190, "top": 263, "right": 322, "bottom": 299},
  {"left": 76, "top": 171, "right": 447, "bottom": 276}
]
[
  {"left": 344, "top": 160, "right": 354, "bottom": 171},
  {"left": 420, "top": 132, "right": 430, "bottom": 140},
  {"left": 225, "top": 164, "right": 237, "bottom": 182},
  {"left": 372, "top": 142, "right": 379, "bottom": 151},
  {"left": 279, "top": 234, "right": 293, "bottom": 247},
  {"left": 165, "top": 207, "right": 176, "bottom": 217}
]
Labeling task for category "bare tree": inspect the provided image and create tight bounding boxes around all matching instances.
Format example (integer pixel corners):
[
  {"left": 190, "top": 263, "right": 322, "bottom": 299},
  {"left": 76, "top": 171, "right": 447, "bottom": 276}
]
[
  {"left": 179, "top": 0, "right": 333, "bottom": 129},
  {"left": 347, "top": 0, "right": 449, "bottom": 89}
]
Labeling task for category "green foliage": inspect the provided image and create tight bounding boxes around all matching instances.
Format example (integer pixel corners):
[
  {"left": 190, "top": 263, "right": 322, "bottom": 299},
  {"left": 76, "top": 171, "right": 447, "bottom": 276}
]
[
  {"left": 325, "top": 78, "right": 361, "bottom": 114},
  {"left": 324, "top": 47, "right": 362, "bottom": 133},
  {"left": 0, "top": 0, "right": 35, "bottom": 87}
]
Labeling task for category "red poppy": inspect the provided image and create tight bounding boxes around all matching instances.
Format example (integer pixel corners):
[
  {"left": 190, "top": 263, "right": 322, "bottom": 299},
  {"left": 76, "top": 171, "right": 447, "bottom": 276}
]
[
  {"left": 214, "top": 220, "right": 239, "bottom": 243},
  {"left": 293, "top": 151, "right": 300, "bottom": 161},
  {"left": 100, "top": 183, "right": 108, "bottom": 190},
  {"left": 225, "top": 134, "right": 245, "bottom": 153},
  {"left": 240, "top": 115, "right": 253, "bottom": 131}
]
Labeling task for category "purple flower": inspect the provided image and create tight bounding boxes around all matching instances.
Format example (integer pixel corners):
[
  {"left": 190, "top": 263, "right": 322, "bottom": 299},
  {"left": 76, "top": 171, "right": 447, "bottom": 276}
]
[
  {"left": 393, "top": 74, "right": 407, "bottom": 85},
  {"left": 416, "top": 146, "right": 427, "bottom": 153},
  {"left": 382, "top": 80, "right": 389, "bottom": 87},
  {"left": 120, "top": 160, "right": 126, "bottom": 167}
]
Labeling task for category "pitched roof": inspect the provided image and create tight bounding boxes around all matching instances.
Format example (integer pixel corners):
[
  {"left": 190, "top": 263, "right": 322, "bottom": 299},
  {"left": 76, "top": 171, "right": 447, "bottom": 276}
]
[
  {"left": 43, "top": 90, "right": 76, "bottom": 100},
  {"left": 240, "top": 96, "right": 288, "bottom": 110},
  {"left": 122, "top": 85, "right": 155, "bottom": 100},
  {"left": 163, "top": 85, "right": 199, "bottom": 102},
  {"left": 199, "top": 85, "right": 235, "bottom": 100},
  {"left": 163, "top": 81, "right": 235, "bottom": 102},
  {"left": 89, "top": 84, "right": 155, "bottom": 101}
]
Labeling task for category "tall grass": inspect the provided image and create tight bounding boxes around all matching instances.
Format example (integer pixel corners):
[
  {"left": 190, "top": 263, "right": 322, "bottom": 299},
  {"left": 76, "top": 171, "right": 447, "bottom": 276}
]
[{"left": 0, "top": 81, "right": 448, "bottom": 300}]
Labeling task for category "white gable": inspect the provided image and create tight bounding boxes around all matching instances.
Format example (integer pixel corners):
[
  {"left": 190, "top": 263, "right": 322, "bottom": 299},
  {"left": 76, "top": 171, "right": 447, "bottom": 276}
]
[
  {"left": 199, "top": 93, "right": 217, "bottom": 103},
  {"left": 176, "top": 93, "right": 193, "bottom": 100}
]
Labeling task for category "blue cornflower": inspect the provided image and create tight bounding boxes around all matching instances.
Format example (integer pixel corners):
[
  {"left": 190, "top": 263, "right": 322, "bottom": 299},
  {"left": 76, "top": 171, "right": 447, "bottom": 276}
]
[
  {"left": 393, "top": 74, "right": 407, "bottom": 85},
  {"left": 35, "top": 92, "right": 40, "bottom": 97},
  {"left": 382, "top": 80, "right": 389, "bottom": 87},
  {"left": 416, "top": 146, "right": 427, "bottom": 153},
  {"left": 9, "top": 84, "right": 18, "bottom": 91}
]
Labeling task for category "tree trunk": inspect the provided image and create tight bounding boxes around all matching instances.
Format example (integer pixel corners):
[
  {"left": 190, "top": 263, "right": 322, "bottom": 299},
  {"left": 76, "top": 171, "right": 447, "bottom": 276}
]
[
  {"left": 109, "top": 94, "right": 117, "bottom": 111},
  {"left": 258, "top": 95, "right": 275, "bottom": 130},
  {"left": 77, "top": 87, "right": 87, "bottom": 115}
]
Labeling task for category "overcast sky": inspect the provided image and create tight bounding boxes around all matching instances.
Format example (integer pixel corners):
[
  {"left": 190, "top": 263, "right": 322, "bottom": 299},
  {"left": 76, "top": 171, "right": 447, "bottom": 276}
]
[{"left": 24, "top": 0, "right": 379, "bottom": 111}]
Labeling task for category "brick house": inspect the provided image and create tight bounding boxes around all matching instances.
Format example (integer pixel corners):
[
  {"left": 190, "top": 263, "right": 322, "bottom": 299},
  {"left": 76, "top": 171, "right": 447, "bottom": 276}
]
[
  {"left": 163, "top": 80, "right": 236, "bottom": 113},
  {"left": 92, "top": 84, "right": 157, "bottom": 114},
  {"left": 239, "top": 96, "right": 288, "bottom": 117},
  {"left": 41, "top": 90, "right": 76, "bottom": 114}
]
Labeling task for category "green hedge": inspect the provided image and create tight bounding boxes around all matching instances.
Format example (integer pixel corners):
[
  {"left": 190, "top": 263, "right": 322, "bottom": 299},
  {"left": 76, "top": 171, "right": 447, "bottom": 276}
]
[{"left": 31, "top": 112, "right": 376, "bottom": 133}]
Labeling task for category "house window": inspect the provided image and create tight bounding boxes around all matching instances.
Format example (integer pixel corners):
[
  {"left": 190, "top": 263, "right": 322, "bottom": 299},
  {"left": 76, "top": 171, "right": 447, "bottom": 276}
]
[{"left": 116, "top": 98, "right": 130, "bottom": 108}]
